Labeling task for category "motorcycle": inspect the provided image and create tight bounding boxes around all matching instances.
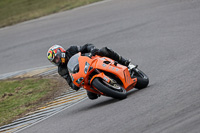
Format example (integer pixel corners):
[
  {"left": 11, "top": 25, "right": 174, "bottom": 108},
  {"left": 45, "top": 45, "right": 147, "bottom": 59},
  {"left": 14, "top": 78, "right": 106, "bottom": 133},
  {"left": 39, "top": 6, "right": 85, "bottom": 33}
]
[{"left": 67, "top": 52, "right": 149, "bottom": 99}]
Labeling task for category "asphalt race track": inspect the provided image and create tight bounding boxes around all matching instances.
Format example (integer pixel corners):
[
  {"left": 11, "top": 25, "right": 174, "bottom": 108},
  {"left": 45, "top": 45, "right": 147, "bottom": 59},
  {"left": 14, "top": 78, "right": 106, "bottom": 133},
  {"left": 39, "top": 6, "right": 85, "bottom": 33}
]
[{"left": 1, "top": 0, "right": 200, "bottom": 133}]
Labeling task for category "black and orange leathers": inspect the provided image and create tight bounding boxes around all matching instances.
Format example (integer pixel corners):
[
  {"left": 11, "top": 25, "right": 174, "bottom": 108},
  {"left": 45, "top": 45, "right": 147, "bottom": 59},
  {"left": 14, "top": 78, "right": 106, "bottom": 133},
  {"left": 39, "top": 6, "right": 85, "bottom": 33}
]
[{"left": 58, "top": 43, "right": 130, "bottom": 91}]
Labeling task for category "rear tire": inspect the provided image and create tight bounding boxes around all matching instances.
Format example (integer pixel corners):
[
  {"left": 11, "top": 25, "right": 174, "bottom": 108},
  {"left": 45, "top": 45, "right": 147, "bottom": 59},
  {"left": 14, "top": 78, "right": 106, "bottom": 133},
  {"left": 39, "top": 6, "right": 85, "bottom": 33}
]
[
  {"left": 132, "top": 68, "right": 149, "bottom": 89},
  {"left": 92, "top": 78, "right": 127, "bottom": 100}
]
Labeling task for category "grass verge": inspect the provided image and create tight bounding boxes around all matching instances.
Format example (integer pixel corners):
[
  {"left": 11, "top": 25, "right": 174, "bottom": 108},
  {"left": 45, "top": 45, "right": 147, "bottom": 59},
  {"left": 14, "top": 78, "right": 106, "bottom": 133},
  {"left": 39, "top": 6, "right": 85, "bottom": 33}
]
[
  {"left": 0, "top": 77, "right": 67, "bottom": 126},
  {"left": 0, "top": 0, "right": 102, "bottom": 28}
]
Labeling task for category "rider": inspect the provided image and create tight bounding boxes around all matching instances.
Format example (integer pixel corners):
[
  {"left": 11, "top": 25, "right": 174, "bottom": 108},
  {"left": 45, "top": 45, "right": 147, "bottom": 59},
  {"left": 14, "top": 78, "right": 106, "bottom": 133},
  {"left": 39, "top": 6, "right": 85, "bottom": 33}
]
[{"left": 47, "top": 44, "right": 131, "bottom": 100}]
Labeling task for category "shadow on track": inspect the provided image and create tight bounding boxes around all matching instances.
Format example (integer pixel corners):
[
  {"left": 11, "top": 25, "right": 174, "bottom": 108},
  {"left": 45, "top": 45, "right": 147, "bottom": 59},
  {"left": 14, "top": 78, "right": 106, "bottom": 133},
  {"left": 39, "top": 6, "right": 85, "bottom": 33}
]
[
  {"left": 79, "top": 98, "right": 120, "bottom": 112},
  {"left": 70, "top": 86, "right": 152, "bottom": 116},
  {"left": 127, "top": 84, "right": 153, "bottom": 96},
  {"left": 82, "top": 88, "right": 143, "bottom": 110},
  {"left": 127, "top": 88, "right": 139, "bottom": 96},
  {"left": 74, "top": 88, "right": 145, "bottom": 113}
]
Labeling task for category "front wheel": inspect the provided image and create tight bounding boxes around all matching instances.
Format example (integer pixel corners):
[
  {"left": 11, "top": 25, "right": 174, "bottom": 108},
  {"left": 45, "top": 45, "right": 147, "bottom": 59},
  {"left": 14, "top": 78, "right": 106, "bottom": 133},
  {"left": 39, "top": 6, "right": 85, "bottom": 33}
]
[{"left": 92, "top": 78, "right": 127, "bottom": 100}]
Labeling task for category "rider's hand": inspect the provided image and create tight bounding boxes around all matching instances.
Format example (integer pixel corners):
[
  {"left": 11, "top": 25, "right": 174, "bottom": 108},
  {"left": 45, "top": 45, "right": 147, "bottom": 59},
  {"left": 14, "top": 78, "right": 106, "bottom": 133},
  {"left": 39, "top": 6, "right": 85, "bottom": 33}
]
[{"left": 91, "top": 48, "right": 99, "bottom": 56}]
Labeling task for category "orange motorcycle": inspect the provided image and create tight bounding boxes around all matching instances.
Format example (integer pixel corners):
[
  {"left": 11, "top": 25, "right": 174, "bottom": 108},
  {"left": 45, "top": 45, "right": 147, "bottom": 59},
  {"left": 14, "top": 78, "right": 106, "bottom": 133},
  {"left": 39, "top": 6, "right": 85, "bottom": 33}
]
[{"left": 67, "top": 52, "right": 149, "bottom": 99}]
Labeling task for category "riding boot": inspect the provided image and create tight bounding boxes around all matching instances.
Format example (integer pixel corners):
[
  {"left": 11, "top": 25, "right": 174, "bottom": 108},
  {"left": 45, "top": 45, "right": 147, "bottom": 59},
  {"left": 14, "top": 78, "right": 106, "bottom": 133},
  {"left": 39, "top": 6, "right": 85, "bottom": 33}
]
[
  {"left": 98, "top": 47, "right": 130, "bottom": 66},
  {"left": 118, "top": 56, "right": 130, "bottom": 67}
]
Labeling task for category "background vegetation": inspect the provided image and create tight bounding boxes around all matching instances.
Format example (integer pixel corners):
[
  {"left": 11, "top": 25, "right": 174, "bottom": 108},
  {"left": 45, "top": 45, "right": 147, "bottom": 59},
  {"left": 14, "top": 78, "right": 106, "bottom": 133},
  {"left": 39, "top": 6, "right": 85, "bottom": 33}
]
[
  {"left": 0, "top": 0, "right": 102, "bottom": 28},
  {"left": 0, "top": 78, "right": 64, "bottom": 126}
]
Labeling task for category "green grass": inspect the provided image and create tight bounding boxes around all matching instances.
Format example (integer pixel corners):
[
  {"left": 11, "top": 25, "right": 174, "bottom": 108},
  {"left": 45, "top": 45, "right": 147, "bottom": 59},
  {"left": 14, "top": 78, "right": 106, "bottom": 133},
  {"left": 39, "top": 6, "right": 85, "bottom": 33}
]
[
  {"left": 0, "top": 78, "right": 61, "bottom": 126},
  {"left": 0, "top": 0, "right": 102, "bottom": 28}
]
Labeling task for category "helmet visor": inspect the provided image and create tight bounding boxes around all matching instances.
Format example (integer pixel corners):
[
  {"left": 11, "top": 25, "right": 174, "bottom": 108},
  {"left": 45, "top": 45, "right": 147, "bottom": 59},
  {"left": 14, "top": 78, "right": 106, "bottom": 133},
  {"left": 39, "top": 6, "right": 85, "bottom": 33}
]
[
  {"left": 53, "top": 49, "right": 62, "bottom": 66},
  {"left": 53, "top": 55, "right": 61, "bottom": 65}
]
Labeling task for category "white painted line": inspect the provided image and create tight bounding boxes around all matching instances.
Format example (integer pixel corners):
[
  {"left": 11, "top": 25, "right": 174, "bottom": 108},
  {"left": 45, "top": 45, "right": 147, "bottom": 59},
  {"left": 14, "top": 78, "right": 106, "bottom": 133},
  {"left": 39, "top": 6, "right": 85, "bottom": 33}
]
[
  {"left": 14, "top": 97, "right": 88, "bottom": 133},
  {"left": 0, "top": 65, "right": 54, "bottom": 80}
]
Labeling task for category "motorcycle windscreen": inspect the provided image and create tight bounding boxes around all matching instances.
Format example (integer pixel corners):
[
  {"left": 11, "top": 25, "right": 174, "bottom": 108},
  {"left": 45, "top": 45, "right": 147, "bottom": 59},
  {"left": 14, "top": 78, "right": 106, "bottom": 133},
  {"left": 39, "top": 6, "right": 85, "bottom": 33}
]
[{"left": 67, "top": 53, "right": 80, "bottom": 74}]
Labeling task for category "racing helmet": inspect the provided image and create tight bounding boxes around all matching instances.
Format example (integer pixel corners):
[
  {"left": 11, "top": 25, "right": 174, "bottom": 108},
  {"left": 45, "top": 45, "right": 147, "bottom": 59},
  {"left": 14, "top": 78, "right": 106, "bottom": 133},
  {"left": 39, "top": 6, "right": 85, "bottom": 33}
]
[{"left": 47, "top": 45, "right": 66, "bottom": 66}]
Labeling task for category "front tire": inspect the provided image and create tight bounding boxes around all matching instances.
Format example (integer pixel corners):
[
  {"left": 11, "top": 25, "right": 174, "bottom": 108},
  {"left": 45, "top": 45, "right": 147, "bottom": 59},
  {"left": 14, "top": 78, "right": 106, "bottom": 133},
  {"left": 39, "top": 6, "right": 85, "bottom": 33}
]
[{"left": 92, "top": 78, "right": 127, "bottom": 100}]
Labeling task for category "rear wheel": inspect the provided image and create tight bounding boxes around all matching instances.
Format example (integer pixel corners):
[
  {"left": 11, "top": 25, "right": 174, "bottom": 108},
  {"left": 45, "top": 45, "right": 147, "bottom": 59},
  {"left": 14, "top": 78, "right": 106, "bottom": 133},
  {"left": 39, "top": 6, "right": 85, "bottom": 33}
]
[
  {"left": 92, "top": 78, "right": 127, "bottom": 100},
  {"left": 132, "top": 68, "right": 149, "bottom": 89}
]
